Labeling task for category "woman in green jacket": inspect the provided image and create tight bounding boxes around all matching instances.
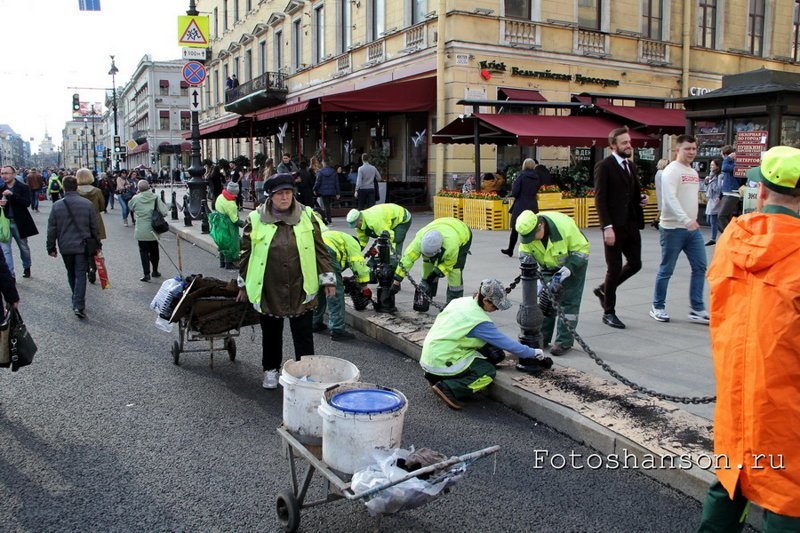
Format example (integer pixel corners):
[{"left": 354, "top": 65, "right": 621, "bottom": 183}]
[{"left": 128, "top": 180, "right": 169, "bottom": 282}]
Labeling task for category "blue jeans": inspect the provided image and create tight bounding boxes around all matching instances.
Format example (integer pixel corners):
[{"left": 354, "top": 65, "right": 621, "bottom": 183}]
[
  {"left": 706, "top": 214, "right": 719, "bottom": 240},
  {"left": 117, "top": 195, "right": 130, "bottom": 220},
  {"left": 30, "top": 188, "right": 41, "bottom": 211},
  {"left": 652, "top": 227, "right": 707, "bottom": 311},
  {"left": 0, "top": 222, "right": 31, "bottom": 277}
]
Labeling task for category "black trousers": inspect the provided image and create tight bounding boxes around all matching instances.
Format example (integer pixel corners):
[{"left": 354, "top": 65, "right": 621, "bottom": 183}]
[
  {"left": 357, "top": 189, "right": 376, "bottom": 210},
  {"left": 137, "top": 240, "right": 160, "bottom": 276},
  {"left": 320, "top": 196, "right": 335, "bottom": 223},
  {"left": 599, "top": 226, "right": 642, "bottom": 315},
  {"left": 260, "top": 311, "right": 314, "bottom": 371}
]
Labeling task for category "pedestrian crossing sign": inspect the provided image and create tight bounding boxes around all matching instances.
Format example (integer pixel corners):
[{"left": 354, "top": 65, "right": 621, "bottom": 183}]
[{"left": 178, "top": 16, "right": 209, "bottom": 48}]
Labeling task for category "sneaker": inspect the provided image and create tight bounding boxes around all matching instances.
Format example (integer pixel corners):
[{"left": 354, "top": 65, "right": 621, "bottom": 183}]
[
  {"left": 705, "top": 239, "right": 716, "bottom": 246},
  {"left": 431, "top": 383, "right": 462, "bottom": 410},
  {"left": 22, "top": 268, "right": 30, "bottom": 278},
  {"left": 649, "top": 306, "right": 670, "bottom": 322},
  {"left": 331, "top": 330, "right": 355, "bottom": 341},
  {"left": 74, "top": 308, "right": 86, "bottom": 319},
  {"left": 688, "top": 309, "right": 710, "bottom": 325},
  {"left": 262, "top": 370, "right": 279, "bottom": 389}
]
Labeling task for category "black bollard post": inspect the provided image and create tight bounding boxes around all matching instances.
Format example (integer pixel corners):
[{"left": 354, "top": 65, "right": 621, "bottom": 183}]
[
  {"left": 160, "top": 189, "right": 165, "bottom": 203},
  {"left": 171, "top": 190, "right": 179, "bottom": 220},
  {"left": 183, "top": 193, "right": 193, "bottom": 227},
  {"left": 200, "top": 198, "right": 209, "bottom": 234},
  {"left": 516, "top": 256, "right": 544, "bottom": 349},
  {"left": 373, "top": 231, "right": 397, "bottom": 313}
]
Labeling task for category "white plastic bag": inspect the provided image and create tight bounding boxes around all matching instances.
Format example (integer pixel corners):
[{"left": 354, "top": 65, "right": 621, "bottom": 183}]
[{"left": 149, "top": 278, "right": 185, "bottom": 332}]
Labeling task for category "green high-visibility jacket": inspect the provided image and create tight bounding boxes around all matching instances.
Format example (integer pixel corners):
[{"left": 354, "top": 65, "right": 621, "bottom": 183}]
[
  {"left": 244, "top": 207, "right": 319, "bottom": 308},
  {"left": 322, "top": 230, "right": 370, "bottom": 283},
  {"left": 396, "top": 217, "right": 471, "bottom": 280},
  {"left": 420, "top": 296, "right": 490, "bottom": 376},
  {"left": 519, "top": 211, "right": 590, "bottom": 271},
  {"left": 48, "top": 176, "right": 63, "bottom": 193},
  {"left": 355, "top": 203, "right": 410, "bottom": 247}
]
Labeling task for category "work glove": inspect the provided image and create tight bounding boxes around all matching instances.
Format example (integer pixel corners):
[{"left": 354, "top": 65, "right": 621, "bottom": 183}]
[
  {"left": 419, "top": 280, "right": 431, "bottom": 296},
  {"left": 390, "top": 282, "right": 402, "bottom": 295},
  {"left": 556, "top": 266, "right": 571, "bottom": 281},
  {"left": 361, "top": 287, "right": 373, "bottom": 300},
  {"left": 430, "top": 267, "right": 444, "bottom": 279}
]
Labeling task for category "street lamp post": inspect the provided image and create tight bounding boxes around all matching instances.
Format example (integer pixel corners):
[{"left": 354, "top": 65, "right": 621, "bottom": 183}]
[
  {"left": 108, "top": 55, "right": 120, "bottom": 172},
  {"left": 185, "top": 0, "right": 209, "bottom": 233},
  {"left": 82, "top": 122, "right": 90, "bottom": 169},
  {"left": 90, "top": 105, "right": 98, "bottom": 173}
]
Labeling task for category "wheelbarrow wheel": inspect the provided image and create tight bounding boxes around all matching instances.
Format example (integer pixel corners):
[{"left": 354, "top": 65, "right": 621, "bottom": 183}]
[
  {"left": 276, "top": 489, "right": 300, "bottom": 532},
  {"left": 172, "top": 340, "right": 180, "bottom": 365},
  {"left": 226, "top": 337, "right": 236, "bottom": 361}
]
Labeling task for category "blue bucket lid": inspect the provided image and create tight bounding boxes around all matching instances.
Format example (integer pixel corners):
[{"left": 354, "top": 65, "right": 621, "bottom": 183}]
[{"left": 330, "top": 388, "right": 405, "bottom": 414}]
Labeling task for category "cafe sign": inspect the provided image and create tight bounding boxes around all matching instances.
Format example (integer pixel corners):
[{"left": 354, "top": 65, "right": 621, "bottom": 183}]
[{"left": 478, "top": 61, "right": 619, "bottom": 88}]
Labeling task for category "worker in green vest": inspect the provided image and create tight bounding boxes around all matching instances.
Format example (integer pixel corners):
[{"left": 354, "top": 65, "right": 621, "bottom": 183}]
[
  {"left": 312, "top": 230, "right": 371, "bottom": 341},
  {"left": 392, "top": 217, "right": 471, "bottom": 303},
  {"left": 346, "top": 203, "right": 412, "bottom": 252},
  {"left": 420, "top": 279, "right": 551, "bottom": 409},
  {"left": 516, "top": 210, "right": 590, "bottom": 357},
  {"left": 48, "top": 173, "right": 64, "bottom": 202},
  {"left": 236, "top": 173, "right": 336, "bottom": 390}
]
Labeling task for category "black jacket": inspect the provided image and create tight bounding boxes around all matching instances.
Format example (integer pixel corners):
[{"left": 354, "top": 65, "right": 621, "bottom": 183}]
[
  {"left": 509, "top": 169, "right": 540, "bottom": 219},
  {"left": 593, "top": 155, "right": 644, "bottom": 231},
  {"left": 46, "top": 193, "right": 99, "bottom": 255},
  {"left": 0, "top": 180, "right": 38, "bottom": 239}
]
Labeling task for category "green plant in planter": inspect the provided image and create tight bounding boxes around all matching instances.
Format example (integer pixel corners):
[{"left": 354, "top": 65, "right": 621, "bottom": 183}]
[
  {"left": 505, "top": 165, "right": 520, "bottom": 188},
  {"left": 253, "top": 152, "right": 267, "bottom": 169},
  {"left": 367, "top": 147, "right": 389, "bottom": 176},
  {"left": 216, "top": 158, "right": 229, "bottom": 169},
  {"left": 564, "top": 166, "right": 591, "bottom": 198},
  {"left": 233, "top": 155, "right": 250, "bottom": 169}
]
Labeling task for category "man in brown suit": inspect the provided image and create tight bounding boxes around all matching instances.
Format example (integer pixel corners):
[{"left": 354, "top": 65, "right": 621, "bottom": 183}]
[{"left": 593, "top": 127, "right": 647, "bottom": 329}]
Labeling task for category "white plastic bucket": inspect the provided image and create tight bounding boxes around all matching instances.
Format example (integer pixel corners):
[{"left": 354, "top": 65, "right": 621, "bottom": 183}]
[
  {"left": 279, "top": 356, "right": 361, "bottom": 444},
  {"left": 318, "top": 383, "right": 408, "bottom": 475}
]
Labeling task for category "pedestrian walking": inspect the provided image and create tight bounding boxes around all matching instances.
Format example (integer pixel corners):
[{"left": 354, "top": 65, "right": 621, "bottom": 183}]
[
  {"left": 104, "top": 173, "right": 116, "bottom": 210},
  {"left": 704, "top": 158, "right": 723, "bottom": 246},
  {"left": 47, "top": 172, "right": 64, "bottom": 203},
  {"left": 0, "top": 165, "right": 38, "bottom": 279},
  {"left": 46, "top": 176, "right": 99, "bottom": 319},
  {"left": 128, "top": 180, "right": 168, "bottom": 282},
  {"left": 717, "top": 145, "right": 740, "bottom": 233},
  {"left": 25, "top": 169, "right": 44, "bottom": 213},
  {"left": 502, "top": 158, "right": 540, "bottom": 256},
  {"left": 355, "top": 153, "right": 380, "bottom": 210},
  {"left": 0, "top": 252, "right": 19, "bottom": 309},
  {"left": 698, "top": 146, "right": 800, "bottom": 531},
  {"left": 592, "top": 127, "right": 646, "bottom": 330},
  {"left": 116, "top": 170, "right": 135, "bottom": 226},
  {"left": 312, "top": 160, "right": 340, "bottom": 224},
  {"left": 236, "top": 173, "right": 335, "bottom": 389},
  {"left": 76, "top": 168, "right": 107, "bottom": 284},
  {"left": 276, "top": 153, "right": 299, "bottom": 175},
  {"left": 649, "top": 134, "right": 709, "bottom": 325}
]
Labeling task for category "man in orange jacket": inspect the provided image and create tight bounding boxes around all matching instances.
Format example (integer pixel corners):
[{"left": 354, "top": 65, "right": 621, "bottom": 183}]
[{"left": 699, "top": 146, "right": 800, "bottom": 531}]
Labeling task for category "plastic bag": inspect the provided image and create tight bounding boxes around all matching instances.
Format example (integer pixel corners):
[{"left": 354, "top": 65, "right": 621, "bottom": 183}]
[
  {"left": 150, "top": 277, "right": 185, "bottom": 317},
  {"left": 350, "top": 448, "right": 465, "bottom": 516},
  {"left": 0, "top": 210, "right": 9, "bottom": 244},
  {"left": 208, "top": 211, "right": 240, "bottom": 260}
]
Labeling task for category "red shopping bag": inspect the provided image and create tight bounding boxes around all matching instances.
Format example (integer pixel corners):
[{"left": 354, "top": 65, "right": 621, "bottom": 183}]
[
  {"left": 38, "top": 192, "right": 46, "bottom": 201},
  {"left": 95, "top": 252, "right": 111, "bottom": 289}
]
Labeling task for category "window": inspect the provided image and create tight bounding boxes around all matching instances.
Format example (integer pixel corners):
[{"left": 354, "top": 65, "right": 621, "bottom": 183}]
[
  {"left": 641, "top": 0, "right": 662, "bottom": 39},
  {"left": 578, "top": 0, "right": 601, "bottom": 30},
  {"left": 245, "top": 50, "right": 252, "bottom": 81},
  {"left": 340, "top": 0, "right": 351, "bottom": 52},
  {"left": 159, "top": 80, "right": 169, "bottom": 96},
  {"left": 214, "top": 69, "right": 220, "bottom": 104},
  {"left": 314, "top": 5, "right": 325, "bottom": 63},
  {"left": 180, "top": 112, "right": 191, "bottom": 131},
  {"left": 180, "top": 80, "right": 189, "bottom": 96},
  {"left": 73, "top": 142, "right": 78, "bottom": 150},
  {"left": 698, "top": 0, "right": 716, "bottom": 48},
  {"left": 259, "top": 40, "right": 267, "bottom": 75},
  {"left": 293, "top": 19, "right": 302, "bottom": 69},
  {"left": 275, "top": 30, "right": 284, "bottom": 72},
  {"left": 747, "top": 0, "right": 765, "bottom": 56},
  {"left": 160, "top": 111, "right": 170, "bottom": 131},
  {"left": 233, "top": 0, "right": 239, "bottom": 23},
  {"left": 246, "top": 0, "right": 252, "bottom": 11},
  {"left": 370, "top": 0, "right": 385, "bottom": 40},
  {"left": 412, "top": 0, "right": 426, "bottom": 24},
  {"left": 214, "top": 8, "right": 218, "bottom": 38},
  {"left": 794, "top": 1, "right": 800, "bottom": 61},
  {"left": 504, "top": 0, "right": 531, "bottom": 20},
  {"left": 223, "top": 0, "right": 228, "bottom": 30}
]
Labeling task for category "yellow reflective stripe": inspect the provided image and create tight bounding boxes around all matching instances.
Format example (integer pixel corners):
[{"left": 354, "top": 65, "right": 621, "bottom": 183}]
[{"left": 467, "top": 375, "right": 493, "bottom": 392}]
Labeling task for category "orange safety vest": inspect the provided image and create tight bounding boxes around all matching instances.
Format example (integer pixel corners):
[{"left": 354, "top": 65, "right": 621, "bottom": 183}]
[{"left": 708, "top": 208, "right": 800, "bottom": 517}]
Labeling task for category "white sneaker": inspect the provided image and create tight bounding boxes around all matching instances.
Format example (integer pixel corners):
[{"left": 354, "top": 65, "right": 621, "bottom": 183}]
[
  {"left": 688, "top": 309, "right": 710, "bottom": 325},
  {"left": 649, "top": 306, "right": 670, "bottom": 322},
  {"left": 262, "top": 370, "right": 279, "bottom": 389}
]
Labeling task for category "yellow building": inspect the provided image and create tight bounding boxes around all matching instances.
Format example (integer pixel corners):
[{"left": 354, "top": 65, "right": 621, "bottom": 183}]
[{"left": 196, "top": 0, "right": 800, "bottom": 201}]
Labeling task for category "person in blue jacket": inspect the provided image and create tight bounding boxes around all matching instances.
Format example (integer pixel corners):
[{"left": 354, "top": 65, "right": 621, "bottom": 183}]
[
  {"left": 717, "top": 145, "right": 740, "bottom": 232},
  {"left": 312, "top": 160, "right": 340, "bottom": 225}
]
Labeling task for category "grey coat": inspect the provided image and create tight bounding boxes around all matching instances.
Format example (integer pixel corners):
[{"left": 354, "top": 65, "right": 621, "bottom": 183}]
[{"left": 46, "top": 192, "right": 99, "bottom": 255}]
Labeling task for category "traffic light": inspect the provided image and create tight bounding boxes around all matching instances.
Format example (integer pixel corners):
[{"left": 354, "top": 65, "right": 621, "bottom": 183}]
[
  {"left": 113, "top": 136, "right": 121, "bottom": 154},
  {"left": 151, "top": 153, "right": 157, "bottom": 165},
  {"left": 72, "top": 93, "right": 80, "bottom": 112}
]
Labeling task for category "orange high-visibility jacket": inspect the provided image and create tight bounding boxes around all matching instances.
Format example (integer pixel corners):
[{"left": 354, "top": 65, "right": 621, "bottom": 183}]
[{"left": 708, "top": 208, "right": 800, "bottom": 517}]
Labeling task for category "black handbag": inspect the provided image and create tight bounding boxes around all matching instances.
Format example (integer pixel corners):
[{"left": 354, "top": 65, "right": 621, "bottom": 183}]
[
  {"left": 9, "top": 308, "right": 36, "bottom": 372},
  {"left": 152, "top": 206, "right": 169, "bottom": 234}
]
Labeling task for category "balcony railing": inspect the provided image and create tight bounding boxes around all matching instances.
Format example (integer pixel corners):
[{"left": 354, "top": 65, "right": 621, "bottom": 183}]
[
  {"left": 639, "top": 39, "right": 668, "bottom": 64},
  {"left": 404, "top": 24, "right": 426, "bottom": 49},
  {"left": 366, "top": 40, "right": 385, "bottom": 63},
  {"left": 503, "top": 19, "right": 539, "bottom": 47},
  {"left": 575, "top": 29, "right": 608, "bottom": 56},
  {"left": 223, "top": 71, "right": 288, "bottom": 114}
]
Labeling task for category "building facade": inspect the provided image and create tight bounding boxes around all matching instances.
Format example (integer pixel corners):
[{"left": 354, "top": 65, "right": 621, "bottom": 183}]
[
  {"left": 195, "top": 0, "right": 800, "bottom": 200},
  {"left": 61, "top": 119, "right": 105, "bottom": 171},
  {"left": 0, "top": 125, "right": 31, "bottom": 169}
]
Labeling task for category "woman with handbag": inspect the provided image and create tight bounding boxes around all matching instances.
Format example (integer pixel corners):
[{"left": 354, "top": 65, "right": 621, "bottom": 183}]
[
  {"left": 127, "top": 180, "right": 169, "bottom": 282},
  {"left": 116, "top": 170, "right": 135, "bottom": 226}
]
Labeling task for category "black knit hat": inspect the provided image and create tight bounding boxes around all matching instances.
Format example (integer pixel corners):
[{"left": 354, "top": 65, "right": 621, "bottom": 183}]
[{"left": 264, "top": 173, "right": 295, "bottom": 194}]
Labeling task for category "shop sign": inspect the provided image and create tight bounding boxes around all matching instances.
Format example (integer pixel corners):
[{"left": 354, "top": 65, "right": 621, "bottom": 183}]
[
  {"left": 477, "top": 61, "right": 619, "bottom": 88},
  {"left": 689, "top": 86, "right": 714, "bottom": 96},
  {"left": 637, "top": 147, "right": 656, "bottom": 161},
  {"left": 573, "top": 147, "right": 592, "bottom": 163},
  {"left": 742, "top": 186, "right": 759, "bottom": 214},
  {"left": 734, "top": 130, "right": 768, "bottom": 178}
]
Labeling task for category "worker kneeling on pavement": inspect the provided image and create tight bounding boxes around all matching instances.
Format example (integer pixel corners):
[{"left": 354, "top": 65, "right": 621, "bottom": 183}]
[
  {"left": 347, "top": 203, "right": 412, "bottom": 252},
  {"left": 421, "top": 279, "right": 550, "bottom": 410},
  {"left": 392, "top": 217, "right": 471, "bottom": 303},
  {"left": 312, "top": 230, "right": 371, "bottom": 341},
  {"left": 516, "top": 210, "right": 590, "bottom": 357}
]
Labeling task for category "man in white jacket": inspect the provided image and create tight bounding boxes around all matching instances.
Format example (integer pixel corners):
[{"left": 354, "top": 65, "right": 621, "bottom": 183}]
[{"left": 649, "top": 135, "right": 709, "bottom": 325}]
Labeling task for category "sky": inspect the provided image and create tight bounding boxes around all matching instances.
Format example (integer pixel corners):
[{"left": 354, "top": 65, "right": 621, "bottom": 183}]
[{"left": 0, "top": 0, "right": 191, "bottom": 152}]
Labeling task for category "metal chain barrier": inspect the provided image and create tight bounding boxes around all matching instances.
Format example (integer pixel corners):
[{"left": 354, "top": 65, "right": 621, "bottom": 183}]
[{"left": 538, "top": 277, "right": 716, "bottom": 405}]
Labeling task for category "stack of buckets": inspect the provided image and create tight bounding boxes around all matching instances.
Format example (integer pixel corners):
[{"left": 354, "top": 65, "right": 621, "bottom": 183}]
[{"left": 280, "top": 356, "right": 409, "bottom": 475}]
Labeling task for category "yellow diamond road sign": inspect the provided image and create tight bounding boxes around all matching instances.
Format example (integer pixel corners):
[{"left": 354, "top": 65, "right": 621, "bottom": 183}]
[
  {"left": 178, "top": 16, "right": 209, "bottom": 48},
  {"left": 126, "top": 139, "right": 138, "bottom": 151}
]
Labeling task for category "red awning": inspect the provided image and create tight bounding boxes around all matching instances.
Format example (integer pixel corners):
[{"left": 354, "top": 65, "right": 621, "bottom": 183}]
[
  {"left": 180, "top": 111, "right": 191, "bottom": 118},
  {"left": 181, "top": 142, "right": 191, "bottom": 151},
  {"left": 254, "top": 101, "right": 310, "bottom": 122},
  {"left": 432, "top": 113, "right": 655, "bottom": 147},
  {"left": 320, "top": 77, "right": 436, "bottom": 112},
  {"left": 159, "top": 80, "right": 169, "bottom": 88},
  {"left": 159, "top": 110, "right": 169, "bottom": 118},
  {"left": 187, "top": 115, "right": 250, "bottom": 139},
  {"left": 129, "top": 142, "right": 149, "bottom": 155},
  {"left": 498, "top": 88, "right": 547, "bottom": 102},
  {"left": 180, "top": 81, "right": 189, "bottom": 89},
  {"left": 597, "top": 104, "right": 686, "bottom": 135}
]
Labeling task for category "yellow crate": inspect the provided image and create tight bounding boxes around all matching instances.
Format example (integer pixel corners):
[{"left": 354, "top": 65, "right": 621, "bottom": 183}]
[
  {"left": 643, "top": 189, "right": 659, "bottom": 223},
  {"left": 433, "top": 196, "right": 464, "bottom": 220},
  {"left": 463, "top": 198, "right": 509, "bottom": 230},
  {"left": 537, "top": 192, "right": 575, "bottom": 211}
]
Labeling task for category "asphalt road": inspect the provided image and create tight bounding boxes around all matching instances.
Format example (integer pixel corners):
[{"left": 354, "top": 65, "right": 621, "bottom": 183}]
[{"left": 0, "top": 201, "right": 708, "bottom": 532}]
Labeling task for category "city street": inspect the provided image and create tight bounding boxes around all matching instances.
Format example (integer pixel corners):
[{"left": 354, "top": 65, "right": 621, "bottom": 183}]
[{"left": 0, "top": 201, "right": 710, "bottom": 532}]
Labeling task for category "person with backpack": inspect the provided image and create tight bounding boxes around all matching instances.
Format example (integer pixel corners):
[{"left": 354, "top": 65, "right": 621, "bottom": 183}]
[{"left": 48, "top": 172, "right": 64, "bottom": 202}]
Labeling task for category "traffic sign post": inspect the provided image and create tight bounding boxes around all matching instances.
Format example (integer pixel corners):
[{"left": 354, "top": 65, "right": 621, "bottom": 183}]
[
  {"left": 188, "top": 87, "right": 201, "bottom": 112},
  {"left": 177, "top": 15, "right": 209, "bottom": 48},
  {"left": 182, "top": 61, "right": 207, "bottom": 86},
  {"left": 182, "top": 47, "right": 207, "bottom": 60}
]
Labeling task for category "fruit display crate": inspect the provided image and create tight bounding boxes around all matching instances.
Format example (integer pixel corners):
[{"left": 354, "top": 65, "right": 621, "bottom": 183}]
[
  {"left": 433, "top": 196, "right": 464, "bottom": 220},
  {"left": 462, "top": 198, "right": 509, "bottom": 230}
]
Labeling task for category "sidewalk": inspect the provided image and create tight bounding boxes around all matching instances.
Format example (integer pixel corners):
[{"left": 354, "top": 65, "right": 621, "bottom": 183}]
[{"left": 165, "top": 198, "right": 722, "bottom": 505}]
